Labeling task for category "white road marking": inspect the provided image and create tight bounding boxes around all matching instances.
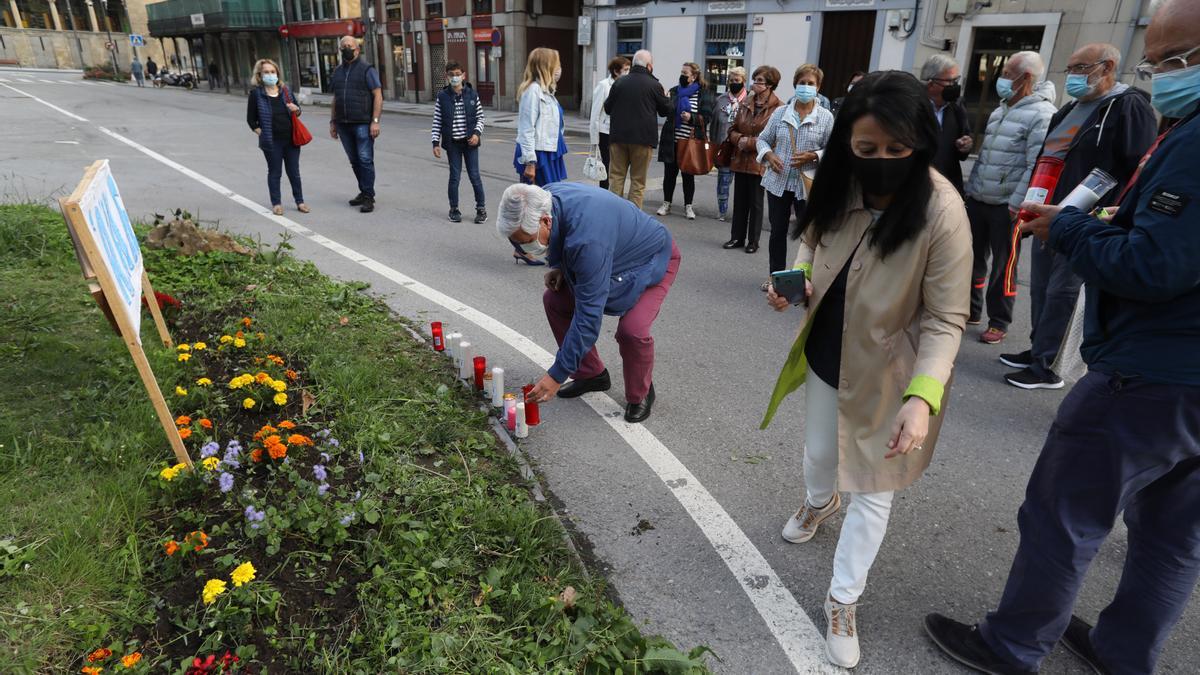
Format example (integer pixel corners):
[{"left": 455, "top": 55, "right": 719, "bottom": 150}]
[
  {"left": 39, "top": 79, "right": 58, "bottom": 84},
  {"left": 2, "top": 81, "right": 834, "bottom": 673}
]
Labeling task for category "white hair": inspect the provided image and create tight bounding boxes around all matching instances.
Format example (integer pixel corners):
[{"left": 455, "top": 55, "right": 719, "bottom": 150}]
[
  {"left": 632, "top": 50, "right": 653, "bottom": 68},
  {"left": 1008, "top": 51, "right": 1045, "bottom": 80},
  {"left": 921, "top": 54, "right": 959, "bottom": 81},
  {"left": 496, "top": 184, "right": 552, "bottom": 239}
]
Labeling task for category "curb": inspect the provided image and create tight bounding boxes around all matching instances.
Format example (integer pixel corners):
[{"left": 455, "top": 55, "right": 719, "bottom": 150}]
[{"left": 0, "top": 66, "right": 84, "bottom": 74}]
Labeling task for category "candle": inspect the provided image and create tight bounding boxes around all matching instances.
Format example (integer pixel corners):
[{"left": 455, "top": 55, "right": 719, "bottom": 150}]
[
  {"left": 515, "top": 402, "right": 529, "bottom": 438},
  {"left": 446, "top": 332, "right": 461, "bottom": 361},
  {"left": 473, "top": 356, "right": 486, "bottom": 390},
  {"left": 503, "top": 393, "right": 517, "bottom": 431},
  {"left": 431, "top": 321, "right": 445, "bottom": 351},
  {"left": 483, "top": 370, "right": 494, "bottom": 398},
  {"left": 458, "top": 341, "right": 473, "bottom": 380},
  {"left": 491, "top": 367, "right": 504, "bottom": 407},
  {"left": 522, "top": 384, "right": 540, "bottom": 426}
]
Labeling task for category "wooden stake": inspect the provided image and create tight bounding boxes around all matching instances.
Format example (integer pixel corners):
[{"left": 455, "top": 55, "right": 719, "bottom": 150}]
[{"left": 142, "top": 271, "right": 173, "bottom": 348}]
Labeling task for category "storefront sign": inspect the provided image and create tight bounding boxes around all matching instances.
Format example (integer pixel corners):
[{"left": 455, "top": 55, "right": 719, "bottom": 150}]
[
  {"left": 190, "top": 13, "right": 204, "bottom": 27},
  {"left": 282, "top": 19, "right": 364, "bottom": 39},
  {"left": 577, "top": 16, "right": 591, "bottom": 46},
  {"left": 472, "top": 28, "right": 492, "bottom": 42},
  {"left": 447, "top": 30, "right": 468, "bottom": 44}
]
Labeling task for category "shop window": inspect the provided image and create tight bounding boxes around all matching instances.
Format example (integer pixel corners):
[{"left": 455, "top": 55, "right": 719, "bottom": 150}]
[
  {"left": 615, "top": 20, "right": 643, "bottom": 60},
  {"left": 425, "top": 0, "right": 443, "bottom": 19},
  {"left": 472, "top": 0, "right": 491, "bottom": 14},
  {"left": 704, "top": 20, "right": 746, "bottom": 94},
  {"left": 298, "top": 38, "right": 321, "bottom": 89}
]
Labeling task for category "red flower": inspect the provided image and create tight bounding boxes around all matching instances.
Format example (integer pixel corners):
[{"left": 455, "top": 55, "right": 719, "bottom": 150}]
[
  {"left": 185, "top": 651, "right": 239, "bottom": 674},
  {"left": 144, "top": 291, "right": 182, "bottom": 310}
]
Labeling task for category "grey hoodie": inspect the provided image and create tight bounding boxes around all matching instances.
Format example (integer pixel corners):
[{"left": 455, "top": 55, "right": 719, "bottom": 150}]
[{"left": 966, "top": 79, "right": 1058, "bottom": 211}]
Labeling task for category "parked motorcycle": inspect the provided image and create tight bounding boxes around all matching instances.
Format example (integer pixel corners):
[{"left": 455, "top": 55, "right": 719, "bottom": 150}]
[{"left": 154, "top": 69, "right": 196, "bottom": 90}]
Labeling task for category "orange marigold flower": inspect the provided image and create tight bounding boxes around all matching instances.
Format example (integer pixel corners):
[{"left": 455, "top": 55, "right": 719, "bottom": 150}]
[
  {"left": 81, "top": 667, "right": 102, "bottom": 675},
  {"left": 198, "top": 418, "right": 213, "bottom": 429},
  {"left": 277, "top": 420, "right": 296, "bottom": 429},
  {"left": 285, "top": 369, "right": 298, "bottom": 381},
  {"left": 242, "top": 317, "right": 253, "bottom": 327},
  {"left": 235, "top": 330, "right": 245, "bottom": 339},
  {"left": 250, "top": 448, "right": 264, "bottom": 463},
  {"left": 255, "top": 372, "right": 270, "bottom": 384},
  {"left": 256, "top": 332, "right": 266, "bottom": 341},
  {"left": 287, "top": 434, "right": 313, "bottom": 447},
  {"left": 87, "top": 647, "right": 112, "bottom": 662},
  {"left": 121, "top": 653, "right": 142, "bottom": 668},
  {"left": 164, "top": 540, "right": 179, "bottom": 556},
  {"left": 267, "top": 354, "right": 285, "bottom": 366},
  {"left": 178, "top": 428, "right": 192, "bottom": 440},
  {"left": 267, "top": 443, "right": 288, "bottom": 460},
  {"left": 175, "top": 415, "right": 191, "bottom": 426},
  {"left": 264, "top": 434, "right": 282, "bottom": 446},
  {"left": 186, "top": 530, "right": 209, "bottom": 552},
  {"left": 253, "top": 357, "right": 264, "bottom": 364}
]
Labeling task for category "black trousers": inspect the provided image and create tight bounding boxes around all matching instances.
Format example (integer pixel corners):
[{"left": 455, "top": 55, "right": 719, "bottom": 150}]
[
  {"left": 598, "top": 132, "right": 611, "bottom": 191},
  {"left": 730, "top": 172, "right": 764, "bottom": 245},
  {"left": 767, "top": 192, "right": 805, "bottom": 273},
  {"left": 967, "top": 197, "right": 1020, "bottom": 330},
  {"left": 662, "top": 162, "right": 695, "bottom": 205}
]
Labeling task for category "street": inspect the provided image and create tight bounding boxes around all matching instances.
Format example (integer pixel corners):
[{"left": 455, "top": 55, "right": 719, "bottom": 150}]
[{"left": 2, "top": 70, "right": 1196, "bottom": 674}]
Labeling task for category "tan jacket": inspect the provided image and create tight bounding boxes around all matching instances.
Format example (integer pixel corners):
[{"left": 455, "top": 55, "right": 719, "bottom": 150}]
[
  {"left": 726, "top": 91, "right": 783, "bottom": 175},
  {"left": 762, "top": 170, "right": 972, "bottom": 492}
]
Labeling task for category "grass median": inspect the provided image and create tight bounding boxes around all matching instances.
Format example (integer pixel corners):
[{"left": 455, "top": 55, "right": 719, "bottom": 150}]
[{"left": 0, "top": 203, "right": 711, "bottom": 673}]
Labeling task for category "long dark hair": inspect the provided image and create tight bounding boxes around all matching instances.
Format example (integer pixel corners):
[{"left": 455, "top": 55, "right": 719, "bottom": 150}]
[{"left": 795, "top": 70, "right": 939, "bottom": 258}]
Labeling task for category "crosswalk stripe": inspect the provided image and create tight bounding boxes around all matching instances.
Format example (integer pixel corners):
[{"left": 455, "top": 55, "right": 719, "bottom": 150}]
[{"left": 40, "top": 79, "right": 58, "bottom": 84}]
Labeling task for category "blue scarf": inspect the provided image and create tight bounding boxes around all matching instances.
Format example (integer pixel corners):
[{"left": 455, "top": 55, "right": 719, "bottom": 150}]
[{"left": 675, "top": 81, "right": 701, "bottom": 128}]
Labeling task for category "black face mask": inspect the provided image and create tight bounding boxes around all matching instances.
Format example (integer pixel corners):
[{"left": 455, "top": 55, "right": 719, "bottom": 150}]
[
  {"left": 850, "top": 154, "right": 916, "bottom": 197},
  {"left": 941, "top": 83, "right": 961, "bottom": 103},
  {"left": 341, "top": 48, "right": 356, "bottom": 63},
  {"left": 728, "top": 82, "right": 744, "bottom": 95},
  {"left": 679, "top": 75, "right": 691, "bottom": 88}
]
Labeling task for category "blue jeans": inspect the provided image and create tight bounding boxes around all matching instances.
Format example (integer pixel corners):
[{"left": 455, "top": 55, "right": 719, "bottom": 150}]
[
  {"left": 337, "top": 122, "right": 375, "bottom": 199},
  {"left": 717, "top": 167, "right": 733, "bottom": 216},
  {"left": 979, "top": 372, "right": 1200, "bottom": 674},
  {"left": 261, "top": 135, "right": 303, "bottom": 207},
  {"left": 443, "top": 139, "right": 485, "bottom": 210}
]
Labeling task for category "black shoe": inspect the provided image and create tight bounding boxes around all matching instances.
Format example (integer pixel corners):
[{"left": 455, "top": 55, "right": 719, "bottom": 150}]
[
  {"left": 745, "top": 244, "right": 759, "bottom": 254},
  {"left": 558, "top": 370, "right": 611, "bottom": 399},
  {"left": 967, "top": 313, "right": 983, "bottom": 326},
  {"left": 474, "top": 209, "right": 488, "bottom": 224},
  {"left": 449, "top": 208, "right": 462, "bottom": 223},
  {"left": 999, "top": 350, "right": 1033, "bottom": 369},
  {"left": 359, "top": 198, "right": 375, "bottom": 213},
  {"left": 1060, "top": 616, "right": 1111, "bottom": 675},
  {"left": 624, "top": 384, "right": 655, "bottom": 423},
  {"left": 722, "top": 239, "right": 744, "bottom": 249},
  {"left": 349, "top": 192, "right": 366, "bottom": 206},
  {"left": 924, "top": 614, "right": 1035, "bottom": 675},
  {"left": 1004, "top": 368, "right": 1064, "bottom": 390}
]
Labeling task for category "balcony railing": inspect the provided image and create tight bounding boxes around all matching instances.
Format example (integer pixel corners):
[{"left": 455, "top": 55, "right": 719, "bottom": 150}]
[{"left": 147, "top": 0, "right": 282, "bottom": 34}]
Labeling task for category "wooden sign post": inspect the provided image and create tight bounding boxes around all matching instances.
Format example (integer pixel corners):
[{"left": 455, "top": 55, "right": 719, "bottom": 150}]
[{"left": 59, "top": 160, "right": 192, "bottom": 468}]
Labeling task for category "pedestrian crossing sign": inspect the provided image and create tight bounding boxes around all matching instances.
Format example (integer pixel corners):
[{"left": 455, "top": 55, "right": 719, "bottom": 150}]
[{"left": 129, "top": 34, "right": 145, "bottom": 47}]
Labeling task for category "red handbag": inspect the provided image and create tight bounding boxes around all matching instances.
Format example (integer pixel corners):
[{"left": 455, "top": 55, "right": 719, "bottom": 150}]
[{"left": 284, "top": 87, "right": 312, "bottom": 146}]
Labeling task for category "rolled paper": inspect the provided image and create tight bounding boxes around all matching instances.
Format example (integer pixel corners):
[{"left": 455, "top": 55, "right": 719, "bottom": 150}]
[
  {"left": 491, "top": 367, "right": 505, "bottom": 407},
  {"left": 458, "top": 341, "right": 473, "bottom": 380},
  {"left": 515, "top": 402, "right": 529, "bottom": 438},
  {"left": 473, "top": 356, "right": 486, "bottom": 390},
  {"left": 522, "top": 384, "right": 540, "bottom": 426}
]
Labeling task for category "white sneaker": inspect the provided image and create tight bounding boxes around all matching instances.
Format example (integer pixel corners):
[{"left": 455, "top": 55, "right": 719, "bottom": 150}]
[
  {"left": 781, "top": 492, "right": 841, "bottom": 543},
  {"left": 656, "top": 202, "right": 671, "bottom": 216},
  {"left": 824, "top": 596, "right": 861, "bottom": 668},
  {"left": 684, "top": 204, "right": 696, "bottom": 220}
]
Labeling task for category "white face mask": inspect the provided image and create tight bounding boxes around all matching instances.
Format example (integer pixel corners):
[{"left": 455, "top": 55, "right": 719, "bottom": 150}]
[
  {"left": 519, "top": 234, "right": 549, "bottom": 259},
  {"left": 449, "top": 75, "right": 463, "bottom": 86}
]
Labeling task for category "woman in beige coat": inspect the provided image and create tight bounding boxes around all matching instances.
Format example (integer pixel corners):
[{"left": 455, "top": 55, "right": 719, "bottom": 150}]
[{"left": 762, "top": 71, "right": 972, "bottom": 668}]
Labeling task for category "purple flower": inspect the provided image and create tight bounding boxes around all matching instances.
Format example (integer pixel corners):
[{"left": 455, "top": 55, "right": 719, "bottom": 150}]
[
  {"left": 320, "top": 452, "right": 331, "bottom": 463},
  {"left": 218, "top": 472, "right": 234, "bottom": 493},
  {"left": 357, "top": 450, "right": 364, "bottom": 464},
  {"left": 339, "top": 513, "right": 355, "bottom": 526},
  {"left": 326, "top": 438, "right": 340, "bottom": 448},
  {"left": 318, "top": 483, "right": 330, "bottom": 496},
  {"left": 225, "top": 439, "right": 243, "bottom": 453},
  {"left": 244, "top": 505, "right": 266, "bottom": 529},
  {"left": 313, "top": 464, "right": 328, "bottom": 482},
  {"left": 200, "top": 441, "right": 220, "bottom": 458},
  {"left": 353, "top": 489, "right": 362, "bottom": 502},
  {"left": 315, "top": 429, "right": 331, "bottom": 439}
]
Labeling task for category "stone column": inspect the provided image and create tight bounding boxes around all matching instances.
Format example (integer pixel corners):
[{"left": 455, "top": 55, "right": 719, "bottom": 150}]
[
  {"left": 85, "top": 0, "right": 99, "bottom": 32},
  {"left": 9, "top": 0, "right": 23, "bottom": 28},
  {"left": 48, "top": 0, "right": 63, "bottom": 31}
]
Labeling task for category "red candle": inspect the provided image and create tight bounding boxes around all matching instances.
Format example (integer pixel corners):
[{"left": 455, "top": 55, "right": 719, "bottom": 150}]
[
  {"left": 431, "top": 321, "right": 445, "bottom": 351},
  {"left": 522, "top": 384, "right": 541, "bottom": 426},
  {"left": 473, "top": 356, "right": 486, "bottom": 391}
]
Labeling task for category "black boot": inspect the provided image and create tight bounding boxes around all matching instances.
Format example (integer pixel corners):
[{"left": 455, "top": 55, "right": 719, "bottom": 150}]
[
  {"left": 348, "top": 192, "right": 366, "bottom": 206},
  {"left": 624, "top": 384, "right": 655, "bottom": 423},
  {"left": 558, "top": 370, "right": 611, "bottom": 399},
  {"left": 924, "top": 614, "right": 1035, "bottom": 675}
]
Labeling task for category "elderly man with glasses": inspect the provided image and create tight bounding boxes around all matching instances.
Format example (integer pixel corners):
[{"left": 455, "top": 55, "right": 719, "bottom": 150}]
[
  {"left": 924, "top": 1, "right": 1200, "bottom": 672},
  {"left": 922, "top": 54, "right": 974, "bottom": 196}
]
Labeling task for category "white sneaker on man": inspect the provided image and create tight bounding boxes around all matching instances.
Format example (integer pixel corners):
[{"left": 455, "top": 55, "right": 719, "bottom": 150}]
[
  {"left": 824, "top": 596, "right": 861, "bottom": 668},
  {"left": 685, "top": 204, "right": 696, "bottom": 220},
  {"left": 656, "top": 202, "right": 671, "bottom": 216},
  {"left": 781, "top": 492, "right": 842, "bottom": 543}
]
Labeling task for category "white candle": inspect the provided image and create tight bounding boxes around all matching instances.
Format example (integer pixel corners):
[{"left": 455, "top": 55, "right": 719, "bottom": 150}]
[
  {"left": 491, "top": 367, "right": 505, "bottom": 407},
  {"left": 458, "top": 341, "right": 472, "bottom": 379},
  {"left": 446, "top": 332, "right": 461, "bottom": 361},
  {"left": 515, "top": 402, "right": 529, "bottom": 438},
  {"left": 483, "top": 370, "right": 494, "bottom": 399}
]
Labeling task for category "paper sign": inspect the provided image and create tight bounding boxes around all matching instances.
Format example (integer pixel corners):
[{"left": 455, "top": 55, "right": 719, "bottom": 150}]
[{"left": 75, "top": 161, "right": 144, "bottom": 343}]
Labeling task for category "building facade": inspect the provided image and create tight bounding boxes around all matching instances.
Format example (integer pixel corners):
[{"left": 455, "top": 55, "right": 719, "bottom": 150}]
[
  {"left": 146, "top": 0, "right": 283, "bottom": 90},
  {"left": 1, "top": 0, "right": 175, "bottom": 71}
]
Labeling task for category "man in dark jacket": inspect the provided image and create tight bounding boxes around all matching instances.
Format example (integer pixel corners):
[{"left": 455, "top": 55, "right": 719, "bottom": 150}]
[
  {"left": 924, "top": 2, "right": 1200, "bottom": 672},
  {"left": 604, "top": 49, "right": 672, "bottom": 209},
  {"left": 922, "top": 55, "right": 973, "bottom": 195},
  {"left": 329, "top": 35, "right": 384, "bottom": 213},
  {"left": 1000, "top": 43, "right": 1157, "bottom": 390}
]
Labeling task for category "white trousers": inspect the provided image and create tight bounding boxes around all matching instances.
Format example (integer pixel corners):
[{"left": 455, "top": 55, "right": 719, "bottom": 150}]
[{"left": 804, "top": 374, "right": 895, "bottom": 604}]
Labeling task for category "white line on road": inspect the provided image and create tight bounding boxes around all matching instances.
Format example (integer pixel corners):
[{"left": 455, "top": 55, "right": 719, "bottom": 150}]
[{"left": 2, "top": 81, "right": 834, "bottom": 673}]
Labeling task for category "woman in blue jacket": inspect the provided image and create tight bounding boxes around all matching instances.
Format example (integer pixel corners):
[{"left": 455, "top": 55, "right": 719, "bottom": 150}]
[{"left": 246, "top": 59, "right": 307, "bottom": 216}]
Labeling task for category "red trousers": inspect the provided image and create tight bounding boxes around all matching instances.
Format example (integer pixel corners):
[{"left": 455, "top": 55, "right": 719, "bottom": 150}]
[{"left": 543, "top": 243, "right": 681, "bottom": 404}]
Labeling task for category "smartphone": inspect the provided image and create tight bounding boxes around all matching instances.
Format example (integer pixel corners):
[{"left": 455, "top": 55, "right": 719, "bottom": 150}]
[{"left": 771, "top": 269, "right": 808, "bottom": 306}]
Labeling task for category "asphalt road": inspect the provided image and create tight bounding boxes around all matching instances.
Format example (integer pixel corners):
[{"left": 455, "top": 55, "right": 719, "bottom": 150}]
[{"left": 2, "top": 70, "right": 1196, "bottom": 674}]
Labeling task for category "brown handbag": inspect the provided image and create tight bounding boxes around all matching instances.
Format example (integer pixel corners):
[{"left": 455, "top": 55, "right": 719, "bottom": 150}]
[
  {"left": 714, "top": 139, "right": 735, "bottom": 168},
  {"left": 675, "top": 114, "right": 716, "bottom": 175}
]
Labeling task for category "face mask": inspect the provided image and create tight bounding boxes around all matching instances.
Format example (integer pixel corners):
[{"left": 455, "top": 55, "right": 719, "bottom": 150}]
[
  {"left": 996, "top": 77, "right": 1015, "bottom": 101},
  {"left": 518, "top": 231, "right": 549, "bottom": 259},
  {"left": 341, "top": 47, "right": 356, "bottom": 63},
  {"left": 1065, "top": 73, "right": 1095, "bottom": 99},
  {"left": 261, "top": 73, "right": 278, "bottom": 86},
  {"left": 679, "top": 75, "right": 691, "bottom": 88},
  {"left": 850, "top": 154, "right": 916, "bottom": 197},
  {"left": 728, "top": 82, "right": 744, "bottom": 95},
  {"left": 449, "top": 75, "right": 463, "bottom": 86},
  {"left": 1151, "top": 63, "right": 1200, "bottom": 119},
  {"left": 553, "top": 67, "right": 562, "bottom": 83},
  {"left": 794, "top": 84, "right": 817, "bottom": 103},
  {"left": 941, "top": 83, "right": 961, "bottom": 103}
]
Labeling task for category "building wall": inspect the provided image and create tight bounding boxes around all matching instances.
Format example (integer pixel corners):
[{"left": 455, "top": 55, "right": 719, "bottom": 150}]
[{"left": 0, "top": 0, "right": 173, "bottom": 71}]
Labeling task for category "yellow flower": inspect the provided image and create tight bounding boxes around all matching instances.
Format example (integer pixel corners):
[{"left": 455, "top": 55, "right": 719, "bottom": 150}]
[
  {"left": 233, "top": 338, "right": 247, "bottom": 348},
  {"left": 159, "top": 466, "right": 179, "bottom": 481},
  {"left": 202, "top": 578, "right": 227, "bottom": 605},
  {"left": 271, "top": 380, "right": 286, "bottom": 393},
  {"left": 175, "top": 386, "right": 188, "bottom": 396},
  {"left": 219, "top": 335, "right": 233, "bottom": 344},
  {"left": 196, "top": 377, "right": 213, "bottom": 386},
  {"left": 230, "top": 561, "right": 257, "bottom": 587},
  {"left": 243, "top": 398, "right": 256, "bottom": 409},
  {"left": 177, "top": 343, "right": 191, "bottom": 352},
  {"left": 177, "top": 353, "right": 191, "bottom": 362},
  {"left": 202, "top": 457, "right": 220, "bottom": 471},
  {"left": 193, "top": 342, "right": 207, "bottom": 350},
  {"left": 273, "top": 392, "right": 287, "bottom": 406}
]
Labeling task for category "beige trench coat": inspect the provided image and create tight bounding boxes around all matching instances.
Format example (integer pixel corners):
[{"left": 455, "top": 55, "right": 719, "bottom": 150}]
[{"left": 762, "top": 170, "right": 972, "bottom": 492}]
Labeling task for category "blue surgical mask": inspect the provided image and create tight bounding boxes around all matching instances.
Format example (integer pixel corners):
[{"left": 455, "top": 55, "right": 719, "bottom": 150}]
[
  {"left": 1065, "top": 73, "right": 1094, "bottom": 99},
  {"left": 262, "top": 73, "right": 278, "bottom": 86},
  {"left": 996, "top": 77, "right": 1015, "bottom": 101},
  {"left": 1151, "top": 63, "right": 1200, "bottom": 119},
  {"left": 794, "top": 84, "right": 818, "bottom": 103}
]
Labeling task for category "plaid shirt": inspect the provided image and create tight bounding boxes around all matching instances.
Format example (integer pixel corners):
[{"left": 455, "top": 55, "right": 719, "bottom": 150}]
[{"left": 756, "top": 103, "right": 834, "bottom": 198}]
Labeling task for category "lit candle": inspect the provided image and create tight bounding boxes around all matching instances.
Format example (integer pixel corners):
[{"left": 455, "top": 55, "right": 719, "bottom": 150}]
[
  {"left": 491, "top": 367, "right": 504, "bottom": 407},
  {"left": 483, "top": 369, "right": 494, "bottom": 398},
  {"left": 503, "top": 393, "right": 517, "bottom": 431},
  {"left": 458, "top": 341, "right": 472, "bottom": 380},
  {"left": 431, "top": 321, "right": 445, "bottom": 352},
  {"left": 515, "top": 402, "right": 529, "bottom": 438},
  {"left": 522, "top": 384, "right": 540, "bottom": 426},
  {"left": 473, "top": 356, "right": 486, "bottom": 391}
]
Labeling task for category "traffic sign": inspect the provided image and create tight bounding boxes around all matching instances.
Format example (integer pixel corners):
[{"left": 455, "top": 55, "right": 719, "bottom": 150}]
[
  {"left": 104, "top": 41, "right": 115, "bottom": 51},
  {"left": 491, "top": 28, "right": 502, "bottom": 47},
  {"left": 129, "top": 34, "right": 145, "bottom": 47}
]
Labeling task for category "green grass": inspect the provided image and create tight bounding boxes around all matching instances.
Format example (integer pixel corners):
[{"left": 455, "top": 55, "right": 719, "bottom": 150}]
[{"left": 0, "top": 204, "right": 712, "bottom": 673}]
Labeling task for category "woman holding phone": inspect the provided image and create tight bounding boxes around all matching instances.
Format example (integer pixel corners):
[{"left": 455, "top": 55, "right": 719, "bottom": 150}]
[{"left": 760, "top": 71, "right": 971, "bottom": 668}]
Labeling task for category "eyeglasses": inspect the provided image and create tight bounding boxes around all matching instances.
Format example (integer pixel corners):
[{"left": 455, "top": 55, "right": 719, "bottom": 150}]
[
  {"left": 752, "top": 79, "right": 767, "bottom": 84},
  {"left": 1136, "top": 44, "right": 1200, "bottom": 80},
  {"left": 1063, "top": 61, "right": 1104, "bottom": 75},
  {"left": 929, "top": 76, "right": 960, "bottom": 86}
]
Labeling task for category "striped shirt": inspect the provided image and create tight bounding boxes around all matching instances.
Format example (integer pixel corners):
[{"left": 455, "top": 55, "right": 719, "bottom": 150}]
[
  {"left": 431, "top": 89, "right": 485, "bottom": 144},
  {"left": 756, "top": 103, "right": 835, "bottom": 198},
  {"left": 674, "top": 95, "right": 699, "bottom": 141}
]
